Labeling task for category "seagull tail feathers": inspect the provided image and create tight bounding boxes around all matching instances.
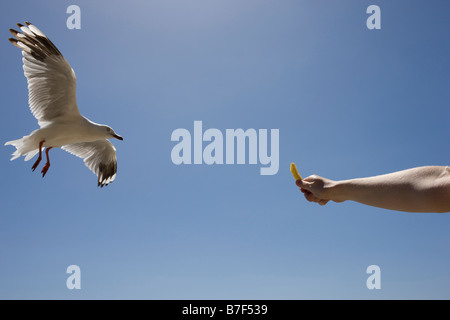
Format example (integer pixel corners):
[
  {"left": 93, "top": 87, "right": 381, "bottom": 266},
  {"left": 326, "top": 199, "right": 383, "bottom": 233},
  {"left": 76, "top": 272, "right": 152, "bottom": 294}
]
[{"left": 5, "top": 137, "right": 38, "bottom": 161}]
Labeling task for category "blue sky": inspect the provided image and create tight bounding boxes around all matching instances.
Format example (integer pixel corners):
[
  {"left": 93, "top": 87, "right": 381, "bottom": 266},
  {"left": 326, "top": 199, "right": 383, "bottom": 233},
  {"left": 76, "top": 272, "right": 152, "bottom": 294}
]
[{"left": 0, "top": 0, "right": 449, "bottom": 299}]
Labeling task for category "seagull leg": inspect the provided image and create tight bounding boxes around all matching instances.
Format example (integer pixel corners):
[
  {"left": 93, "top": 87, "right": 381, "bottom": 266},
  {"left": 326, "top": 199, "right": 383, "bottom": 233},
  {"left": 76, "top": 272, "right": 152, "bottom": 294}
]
[
  {"left": 41, "top": 147, "right": 53, "bottom": 178},
  {"left": 31, "top": 140, "right": 45, "bottom": 172}
]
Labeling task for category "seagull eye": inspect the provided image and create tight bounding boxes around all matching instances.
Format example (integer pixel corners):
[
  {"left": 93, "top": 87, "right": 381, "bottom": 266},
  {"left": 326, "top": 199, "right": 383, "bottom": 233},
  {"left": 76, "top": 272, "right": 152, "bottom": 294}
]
[{"left": 106, "top": 128, "right": 111, "bottom": 132}]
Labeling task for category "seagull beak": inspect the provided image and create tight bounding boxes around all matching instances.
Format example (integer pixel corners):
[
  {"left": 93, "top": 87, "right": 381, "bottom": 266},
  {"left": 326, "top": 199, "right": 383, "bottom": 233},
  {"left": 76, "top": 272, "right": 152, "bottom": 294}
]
[{"left": 113, "top": 134, "right": 123, "bottom": 141}]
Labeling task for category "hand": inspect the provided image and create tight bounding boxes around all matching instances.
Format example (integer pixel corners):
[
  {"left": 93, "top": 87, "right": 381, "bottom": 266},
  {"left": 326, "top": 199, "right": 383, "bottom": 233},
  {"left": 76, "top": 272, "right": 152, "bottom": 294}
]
[
  {"left": 294, "top": 166, "right": 450, "bottom": 212},
  {"left": 295, "top": 175, "right": 343, "bottom": 206}
]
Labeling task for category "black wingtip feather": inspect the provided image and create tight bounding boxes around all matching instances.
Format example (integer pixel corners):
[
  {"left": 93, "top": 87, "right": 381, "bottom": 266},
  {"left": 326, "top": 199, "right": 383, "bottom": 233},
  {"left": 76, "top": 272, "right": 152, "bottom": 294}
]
[
  {"left": 8, "top": 38, "right": 21, "bottom": 49},
  {"left": 8, "top": 22, "right": 63, "bottom": 60}
]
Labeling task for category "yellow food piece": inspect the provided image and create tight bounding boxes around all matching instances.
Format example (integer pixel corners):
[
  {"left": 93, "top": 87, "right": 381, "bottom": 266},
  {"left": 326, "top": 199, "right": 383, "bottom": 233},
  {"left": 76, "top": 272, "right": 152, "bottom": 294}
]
[{"left": 290, "top": 163, "right": 302, "bottom": 181}]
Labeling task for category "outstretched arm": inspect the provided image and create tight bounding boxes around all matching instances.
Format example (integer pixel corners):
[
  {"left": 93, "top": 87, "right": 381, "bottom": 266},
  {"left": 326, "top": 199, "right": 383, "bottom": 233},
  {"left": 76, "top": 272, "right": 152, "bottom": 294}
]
[{"left": 296, "top": 166, "right": 450, "bottom": 213}]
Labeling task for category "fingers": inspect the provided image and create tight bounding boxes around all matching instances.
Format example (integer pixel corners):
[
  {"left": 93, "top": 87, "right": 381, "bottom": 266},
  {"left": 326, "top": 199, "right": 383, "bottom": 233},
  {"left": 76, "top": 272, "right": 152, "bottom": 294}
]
[
  {"left": 302, "top": 190, "right": 329, "bottom": 206},
  {"left": 303, "top": 190, "right": 320, "bottom": 203},
  {"left": 296, "top": 177, "right": 329, "bottom": 206}
]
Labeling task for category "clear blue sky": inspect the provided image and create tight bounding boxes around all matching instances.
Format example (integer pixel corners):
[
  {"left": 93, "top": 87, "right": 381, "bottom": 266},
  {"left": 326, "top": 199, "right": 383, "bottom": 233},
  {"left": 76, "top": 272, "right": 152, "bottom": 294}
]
[{"left": 0, "top": 0, "right": 448, "bottom": 299}]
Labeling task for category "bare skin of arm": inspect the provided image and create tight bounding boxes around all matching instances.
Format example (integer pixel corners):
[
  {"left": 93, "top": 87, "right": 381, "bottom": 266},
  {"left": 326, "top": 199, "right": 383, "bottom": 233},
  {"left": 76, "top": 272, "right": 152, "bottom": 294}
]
[{"left": 296, "top": 166, "right": 450, "bottom": 213}]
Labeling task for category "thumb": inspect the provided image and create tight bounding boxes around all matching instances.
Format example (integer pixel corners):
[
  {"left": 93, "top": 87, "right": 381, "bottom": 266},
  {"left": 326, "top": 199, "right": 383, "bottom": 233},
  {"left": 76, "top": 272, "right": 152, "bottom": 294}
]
[{"left": 295, "top": 179, "right": 313, "bottom": 191}]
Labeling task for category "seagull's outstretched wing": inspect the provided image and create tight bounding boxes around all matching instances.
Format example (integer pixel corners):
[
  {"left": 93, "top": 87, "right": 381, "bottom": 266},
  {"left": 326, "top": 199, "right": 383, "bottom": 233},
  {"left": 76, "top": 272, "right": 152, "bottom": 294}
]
[
  {"left": 62, "top": 140, "right": 118, "bottom": 187},
  {"left": 9, "top": 22, "right": 80, "bottom": 127}
]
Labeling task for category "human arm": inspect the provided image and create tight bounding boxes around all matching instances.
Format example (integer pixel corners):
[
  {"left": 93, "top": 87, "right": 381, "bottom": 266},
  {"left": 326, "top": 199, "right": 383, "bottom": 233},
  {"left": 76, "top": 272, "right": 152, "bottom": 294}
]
[{"left": 296, "top": 166, "right": 450, "bottom": 213}]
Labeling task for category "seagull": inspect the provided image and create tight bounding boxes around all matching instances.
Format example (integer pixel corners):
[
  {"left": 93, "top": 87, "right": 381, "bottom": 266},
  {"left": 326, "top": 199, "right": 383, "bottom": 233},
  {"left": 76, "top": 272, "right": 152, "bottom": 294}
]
[{"left": 5, "top": 22, "right": 123, "bottom": 187}]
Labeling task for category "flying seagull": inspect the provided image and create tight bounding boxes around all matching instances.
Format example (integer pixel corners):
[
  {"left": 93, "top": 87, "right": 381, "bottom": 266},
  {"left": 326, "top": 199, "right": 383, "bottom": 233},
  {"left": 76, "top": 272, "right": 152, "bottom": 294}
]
[{"left": 5, "top": 22, "right": 123, "bottom": 187}]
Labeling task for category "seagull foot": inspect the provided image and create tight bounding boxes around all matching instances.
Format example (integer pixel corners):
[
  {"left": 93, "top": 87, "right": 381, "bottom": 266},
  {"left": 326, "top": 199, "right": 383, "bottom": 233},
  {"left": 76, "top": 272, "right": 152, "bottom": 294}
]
[
  {"left": 31, "top": 157, "right": 42, "bottom": 172},
  {"left": 41, "top": 163, "right": 50, "bottom": 177},
  {"left": 32, "top": 140, "right": 45, "bottom": 172}
]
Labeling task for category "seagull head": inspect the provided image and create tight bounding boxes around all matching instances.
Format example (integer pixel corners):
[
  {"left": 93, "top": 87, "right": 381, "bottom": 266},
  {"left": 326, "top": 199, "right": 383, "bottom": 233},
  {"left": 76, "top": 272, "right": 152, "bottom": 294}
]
[{"left": 104, "top": 126, "right": 123, "bottom": 141}]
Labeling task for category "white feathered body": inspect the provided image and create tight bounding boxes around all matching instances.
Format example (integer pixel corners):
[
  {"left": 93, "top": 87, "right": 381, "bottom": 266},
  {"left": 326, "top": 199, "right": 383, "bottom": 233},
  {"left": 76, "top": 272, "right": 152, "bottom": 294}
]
[{"left": 5, "top": 117, "right": 108, "bottom": 161}]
